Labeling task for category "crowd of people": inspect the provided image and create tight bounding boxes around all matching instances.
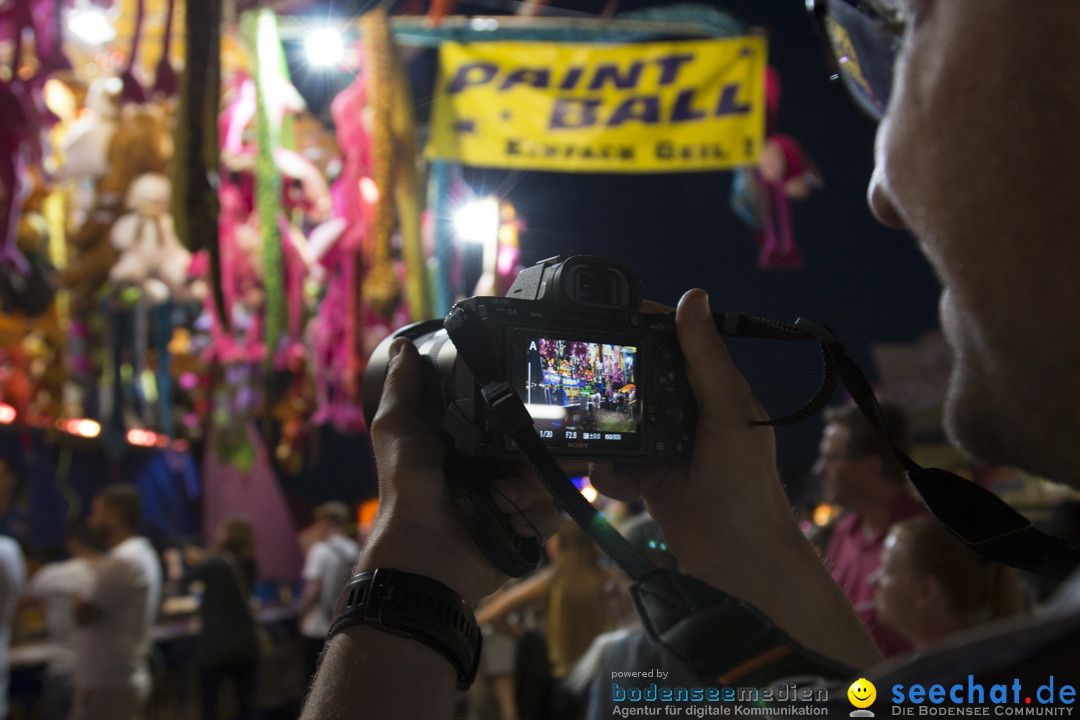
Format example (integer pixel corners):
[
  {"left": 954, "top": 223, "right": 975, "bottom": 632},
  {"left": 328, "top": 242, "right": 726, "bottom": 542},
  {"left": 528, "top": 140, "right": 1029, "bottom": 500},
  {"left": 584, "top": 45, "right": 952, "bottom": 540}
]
[
  {"left": 0, "top": 422, "right": 1040, "bottom": 720},
  {"left": 0, "top": 491, "right": 367, "bottom": 720}
]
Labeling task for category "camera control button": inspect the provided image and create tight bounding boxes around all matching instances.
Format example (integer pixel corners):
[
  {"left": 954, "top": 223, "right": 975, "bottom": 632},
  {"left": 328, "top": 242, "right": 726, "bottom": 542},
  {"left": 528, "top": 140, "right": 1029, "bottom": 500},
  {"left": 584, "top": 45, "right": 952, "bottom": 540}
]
[
  {"left": 657, "top": 346, "right": 677, "bottom": 370},
  {"left": 656, "top": 395, "right": 685, "bottom": 432}
]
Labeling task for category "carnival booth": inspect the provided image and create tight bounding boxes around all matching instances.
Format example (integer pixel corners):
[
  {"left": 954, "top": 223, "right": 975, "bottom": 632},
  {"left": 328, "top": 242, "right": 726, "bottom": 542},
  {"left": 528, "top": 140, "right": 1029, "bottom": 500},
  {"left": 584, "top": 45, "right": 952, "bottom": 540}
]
[{"left": 0, "top": 0, "right": 807, "bottom": 570}]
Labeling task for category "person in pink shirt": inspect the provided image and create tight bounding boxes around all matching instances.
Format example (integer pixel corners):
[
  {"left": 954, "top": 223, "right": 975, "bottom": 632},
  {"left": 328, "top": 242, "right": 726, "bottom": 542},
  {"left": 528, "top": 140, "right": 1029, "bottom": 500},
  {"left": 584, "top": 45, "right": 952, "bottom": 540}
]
[{"left": 815, "top": 402, "right": 925, "bottom": 657}]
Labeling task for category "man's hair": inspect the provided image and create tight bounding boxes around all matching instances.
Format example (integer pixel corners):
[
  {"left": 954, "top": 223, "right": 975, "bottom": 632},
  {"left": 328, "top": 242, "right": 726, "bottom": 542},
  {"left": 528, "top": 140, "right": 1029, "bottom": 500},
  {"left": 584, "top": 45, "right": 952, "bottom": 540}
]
[
  {"left": 97, "top": 483, "right": 142, "bottom": 531},
  {"left": 220, "top": 513, "right": 256, "bottom": 561},
  {"left": 823, "top": 401, "right": 911, "bottom": 481},
  {"left": 314, "top": 501, "right": 351, "bottom": 528}
]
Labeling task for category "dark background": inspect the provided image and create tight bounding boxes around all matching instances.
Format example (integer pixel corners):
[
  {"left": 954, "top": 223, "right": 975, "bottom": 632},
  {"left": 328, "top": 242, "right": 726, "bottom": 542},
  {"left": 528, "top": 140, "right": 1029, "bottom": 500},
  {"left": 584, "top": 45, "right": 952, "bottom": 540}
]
[{"left": 283, "top": 0, "right": 942, "bottom": 502}]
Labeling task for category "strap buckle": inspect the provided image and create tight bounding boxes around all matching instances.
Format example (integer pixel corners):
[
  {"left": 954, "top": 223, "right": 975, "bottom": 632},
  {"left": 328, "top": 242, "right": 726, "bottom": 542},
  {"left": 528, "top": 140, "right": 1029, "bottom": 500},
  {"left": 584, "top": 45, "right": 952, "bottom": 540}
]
[{"left": 481, "top": 380, "right": 534, "bottom": 436}]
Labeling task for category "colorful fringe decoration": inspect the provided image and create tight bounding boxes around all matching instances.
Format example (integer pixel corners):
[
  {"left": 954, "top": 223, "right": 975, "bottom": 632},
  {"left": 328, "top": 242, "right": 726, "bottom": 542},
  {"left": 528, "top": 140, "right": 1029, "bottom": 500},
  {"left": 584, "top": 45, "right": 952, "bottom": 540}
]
[
  {"left": 360, "top": 7, "right": 403, "bottom": 320},
  {"left": 243, "top": 9, "right": 288, "bottom": 369}
]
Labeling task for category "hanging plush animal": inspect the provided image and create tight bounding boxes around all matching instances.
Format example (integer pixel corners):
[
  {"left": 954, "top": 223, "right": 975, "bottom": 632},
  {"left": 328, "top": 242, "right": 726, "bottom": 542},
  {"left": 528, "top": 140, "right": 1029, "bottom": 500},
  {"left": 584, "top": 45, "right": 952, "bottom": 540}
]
[
  {"left": 58, "top": 103, "right": 173, "bottom": 317},
  {"left": 54, "top": 77, "right": 121, "bottom": 184},
  {"left": 729, "top": 66, "right": 823, "bottom": 270},
  {"left": 108, "top": 173, "right": 192, "bottom": 303}
]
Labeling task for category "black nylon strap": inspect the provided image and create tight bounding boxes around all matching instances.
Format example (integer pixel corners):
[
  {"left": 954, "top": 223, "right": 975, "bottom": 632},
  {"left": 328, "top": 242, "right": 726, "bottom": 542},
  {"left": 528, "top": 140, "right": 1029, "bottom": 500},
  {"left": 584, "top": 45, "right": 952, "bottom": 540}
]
[
  {"left": 444, "top": 302, "right": 1080, "bottom": 584},
  {"left": 719, "top": 313, "right": 1080, "bottom": 581},
  {"left": 438, "top": 301, "right": 1078, "bottom": 686},
  {"left": 631, "top": 569, "right": 855, "bottom": 685}
]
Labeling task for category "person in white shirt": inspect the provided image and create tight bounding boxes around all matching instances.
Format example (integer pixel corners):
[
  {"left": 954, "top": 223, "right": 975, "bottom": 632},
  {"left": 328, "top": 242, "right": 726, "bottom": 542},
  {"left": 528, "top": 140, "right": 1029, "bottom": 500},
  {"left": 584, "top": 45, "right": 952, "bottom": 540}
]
[
  {"left": 26, "top": 521, "right": 101, "bottom": 720},
  {"left": 0, "top": 534, "right": 25, "bottom": 720},
  {"left": 298, "top": 501, "right": 360, "bottom": 685},
  {"left": 72, "top": 484, "right": 162, "bottom": 720}
]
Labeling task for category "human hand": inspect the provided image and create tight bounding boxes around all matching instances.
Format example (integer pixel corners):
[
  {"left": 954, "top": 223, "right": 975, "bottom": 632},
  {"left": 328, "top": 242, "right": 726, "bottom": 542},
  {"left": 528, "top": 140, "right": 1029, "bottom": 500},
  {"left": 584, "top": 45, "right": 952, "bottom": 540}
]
[
  {"left": 590, "top": 289, "right": 803, "bottom": 594},
  {"left": 362, "top": 338, "right": 562, "bottom": 605}
]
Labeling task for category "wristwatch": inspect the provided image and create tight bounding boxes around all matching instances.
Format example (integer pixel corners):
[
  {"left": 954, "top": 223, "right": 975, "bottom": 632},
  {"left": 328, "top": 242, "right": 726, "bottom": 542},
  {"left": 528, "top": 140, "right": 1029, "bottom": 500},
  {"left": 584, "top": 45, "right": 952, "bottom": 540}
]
[{"left": 326, "top": 568, "right": 482, "bottom": 690}]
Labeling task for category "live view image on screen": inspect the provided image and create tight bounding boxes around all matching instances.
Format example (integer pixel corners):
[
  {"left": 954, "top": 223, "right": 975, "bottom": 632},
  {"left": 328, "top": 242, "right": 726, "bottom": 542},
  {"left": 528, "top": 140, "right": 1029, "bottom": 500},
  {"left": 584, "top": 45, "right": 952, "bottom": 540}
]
[{"left": 520, "top": 336, "right": 640, "bottom": 447}]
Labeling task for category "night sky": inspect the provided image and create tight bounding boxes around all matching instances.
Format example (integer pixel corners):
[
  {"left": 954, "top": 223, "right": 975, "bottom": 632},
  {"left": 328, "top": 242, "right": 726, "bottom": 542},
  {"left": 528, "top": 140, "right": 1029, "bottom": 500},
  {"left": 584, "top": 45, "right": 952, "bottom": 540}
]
[{"left": 285, "top": 0, "right": 943, "bottom": 503}]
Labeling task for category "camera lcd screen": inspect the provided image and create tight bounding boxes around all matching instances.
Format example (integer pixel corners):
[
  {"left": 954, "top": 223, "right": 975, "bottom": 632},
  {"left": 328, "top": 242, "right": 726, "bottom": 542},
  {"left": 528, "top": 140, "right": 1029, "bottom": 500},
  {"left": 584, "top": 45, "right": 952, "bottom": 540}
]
[{"left": 518, "top": 335, "right": 640, "bottom": 451}]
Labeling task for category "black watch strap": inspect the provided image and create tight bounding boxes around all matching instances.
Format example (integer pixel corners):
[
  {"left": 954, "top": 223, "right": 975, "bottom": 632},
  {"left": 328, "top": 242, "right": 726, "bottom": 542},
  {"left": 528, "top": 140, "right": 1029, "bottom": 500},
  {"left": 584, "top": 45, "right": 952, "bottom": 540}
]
[{"left": 326, "top": 568, "right": 482, "bottom": 690}]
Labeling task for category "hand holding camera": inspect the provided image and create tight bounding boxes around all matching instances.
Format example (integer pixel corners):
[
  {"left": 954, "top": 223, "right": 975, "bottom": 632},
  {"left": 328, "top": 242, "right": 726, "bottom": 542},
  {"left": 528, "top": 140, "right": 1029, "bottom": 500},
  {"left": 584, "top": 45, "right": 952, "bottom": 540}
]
[
  {"left": 361, "top": 256, "right": 880, "bottom": 668},
  {"left": 363, "top": 336, "right": 561, "bottom": 606}
]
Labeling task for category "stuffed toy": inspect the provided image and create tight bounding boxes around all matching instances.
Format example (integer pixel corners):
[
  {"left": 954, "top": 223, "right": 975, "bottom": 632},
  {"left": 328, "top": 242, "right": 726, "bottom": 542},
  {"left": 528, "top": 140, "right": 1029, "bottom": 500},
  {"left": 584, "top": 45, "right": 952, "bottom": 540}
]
[
  {"left": 108, "top": 173, "right": 191, "bottom": 303},
  {"left": 54, "top": 77, "right": 121, "bottom": 184},
  {"left": 730, "top": 67, "right": 823, "bottom": 270},
  {"left": 58, "top": 102, "right": 173, "bottom": 317}
]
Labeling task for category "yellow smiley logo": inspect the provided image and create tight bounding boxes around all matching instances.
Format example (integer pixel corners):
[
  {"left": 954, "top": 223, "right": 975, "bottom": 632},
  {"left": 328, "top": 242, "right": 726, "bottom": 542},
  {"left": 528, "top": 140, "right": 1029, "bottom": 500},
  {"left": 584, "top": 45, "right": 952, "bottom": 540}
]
[{"left": 848, "top": 678, "right": 877, "bottom": 709}]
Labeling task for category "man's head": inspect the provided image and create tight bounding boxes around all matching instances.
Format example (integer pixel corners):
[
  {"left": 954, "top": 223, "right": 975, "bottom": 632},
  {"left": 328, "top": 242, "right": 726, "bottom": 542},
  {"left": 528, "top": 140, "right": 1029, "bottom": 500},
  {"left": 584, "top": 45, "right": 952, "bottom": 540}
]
[
  {"left": 814, "top": 401, "right": 910, "bottom": 508},
  {"left": 313, "top": 501, "right": 351, "bottom": 538},
  {"left": 88, "top": 483, "right": 142, "bottom": 545},
  {"left": 863, "top": 0, "right": 1080, "bottom": 483}
]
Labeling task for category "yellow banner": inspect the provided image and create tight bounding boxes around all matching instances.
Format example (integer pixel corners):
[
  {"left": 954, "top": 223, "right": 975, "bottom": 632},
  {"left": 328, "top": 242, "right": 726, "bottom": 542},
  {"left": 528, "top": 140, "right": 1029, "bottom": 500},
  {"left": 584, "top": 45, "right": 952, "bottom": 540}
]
[{"left": 427, "top": 37, "right": 766, "bottom": 173}]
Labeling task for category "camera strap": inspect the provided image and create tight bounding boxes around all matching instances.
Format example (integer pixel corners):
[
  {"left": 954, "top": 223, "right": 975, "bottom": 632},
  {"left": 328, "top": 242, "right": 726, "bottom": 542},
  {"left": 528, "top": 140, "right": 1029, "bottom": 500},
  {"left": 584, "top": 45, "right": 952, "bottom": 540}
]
[
  {"left": 443, "top": 303, "right": 1080, "bottom": 683},
  {"left": 446, "top": 303, "right": 1080, "bottom": 581},
  {"left": 717, "top": 312, "right": 1080, "bottom": 581}
]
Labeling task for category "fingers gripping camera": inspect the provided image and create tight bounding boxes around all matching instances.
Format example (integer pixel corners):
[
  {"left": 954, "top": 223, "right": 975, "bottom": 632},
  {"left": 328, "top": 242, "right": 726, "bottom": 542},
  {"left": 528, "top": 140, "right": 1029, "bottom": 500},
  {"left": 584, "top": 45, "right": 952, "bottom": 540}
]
[{"left": 363, "top": 256, "right": 697, "bottom": 463}]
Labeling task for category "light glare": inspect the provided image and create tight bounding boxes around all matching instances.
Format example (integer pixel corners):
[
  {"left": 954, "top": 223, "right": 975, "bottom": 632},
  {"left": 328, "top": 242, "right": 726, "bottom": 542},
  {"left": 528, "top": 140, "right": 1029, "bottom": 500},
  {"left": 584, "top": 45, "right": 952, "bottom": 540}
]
[
  {"left": 67, "top": 8, "right": 116, "bottom": 45},
  {"left": 305, "top": 27, "right": 345, "bottom": 67},
  {"left": 71, "top": 419, "right": 101, "bottom": 438},
  {"left": 454, "top": 198, "right": 500, "bottom": 245},
  {"left": 524, "top": 404, "right": 566, "bottom": 421}
]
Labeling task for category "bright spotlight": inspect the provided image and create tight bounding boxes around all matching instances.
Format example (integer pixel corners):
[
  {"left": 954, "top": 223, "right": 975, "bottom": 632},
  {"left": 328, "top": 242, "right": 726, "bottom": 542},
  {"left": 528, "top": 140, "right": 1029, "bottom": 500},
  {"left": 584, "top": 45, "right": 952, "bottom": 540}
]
[
  {"left": 0, "top": 404, "right": 15, "bottom": 424},
  {"left": 581, "top": 486, "right": 598, "bottom": 503},
  {"left": 454, "top": 197, "right": 500, "bottom": 245},
  {"left": 305, "top": 27, "right": 345, "bottom": 67},
  {"left": 67, "top": 7, "right": 116, "bottom": 46}
]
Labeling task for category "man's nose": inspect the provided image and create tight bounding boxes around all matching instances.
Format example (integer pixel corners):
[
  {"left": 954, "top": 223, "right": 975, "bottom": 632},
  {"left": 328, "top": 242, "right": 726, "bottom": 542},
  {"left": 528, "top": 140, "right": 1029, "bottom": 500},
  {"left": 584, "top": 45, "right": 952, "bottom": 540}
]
[{"left": 868, "top": 166, "right": 907, "bottom": 230}]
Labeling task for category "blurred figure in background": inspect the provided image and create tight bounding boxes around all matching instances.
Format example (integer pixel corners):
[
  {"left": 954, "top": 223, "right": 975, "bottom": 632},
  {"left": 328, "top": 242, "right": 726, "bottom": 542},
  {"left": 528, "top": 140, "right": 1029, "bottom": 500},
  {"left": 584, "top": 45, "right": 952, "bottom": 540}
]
[
  {"left": 183, "top": 514, "right": 260, "bottom": 720},
  {"left": 72, "top": 484, "right": 162, "bottom": 720},
  {"left": 0, "top": 461, "right": 26, "bottom": 544},
  {"left": 0, "top": 531, "right": 24, "bottom": 720},
  {"left": 298, "top": 502, "right": 360, "bottom": 686},
  {"left": 814, "top": 401, "right": 925, "bottom": 657},
  {"left": 25, "top": 520, "right": 102, "bottom": 720},
  {"left": 567, "top": 514, "right": 703, "bottom": 720},
  {"left": 476, "top": 519, "right": 618, "bottom": 720},
  {"left": 873, "top": 516, "right": 1028, "bottom": 652}
]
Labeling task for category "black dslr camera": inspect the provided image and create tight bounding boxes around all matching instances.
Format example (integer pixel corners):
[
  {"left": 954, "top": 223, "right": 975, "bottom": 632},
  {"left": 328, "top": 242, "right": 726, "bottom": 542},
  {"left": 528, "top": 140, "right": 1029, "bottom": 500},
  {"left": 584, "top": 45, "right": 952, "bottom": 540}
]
[{"left": 362, "top": 255, "right": 696, "bottom": 463}]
